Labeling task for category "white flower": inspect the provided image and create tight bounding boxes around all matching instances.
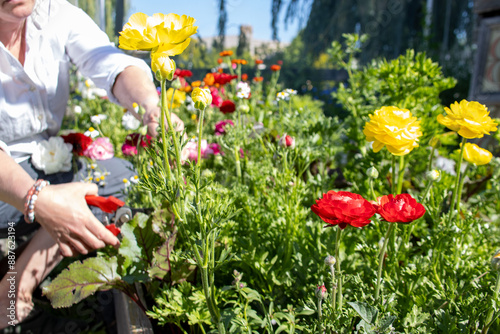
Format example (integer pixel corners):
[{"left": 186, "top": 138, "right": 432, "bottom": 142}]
[
  {"left": 81, "top": 78, "right": 107, "bottom": 99},
  {"left": 31, "top": 137, "right": 72, "bottom": 174},
  {"left": 284, "top": 88, "right": 297, "bottom": 96},
  {"left": 130, "top": 175, "right": 139, "bottom": 184},
  {"left": 73, "top": 105, "right": 82, "bottom": 114},
  {"left": 84, "top": 127, "right": 100, "bottom": 138},
  {"left": 121, "top": 111, "right": 141, "bottom": 130},
  {"left": 91, "top": 114, "right": 107, "bottom": 125},
  {"left": 276, "top": 91, "right": 289, "bottom": 101},
  {"left": 236, "top": 81, "right": 251, "bottom": 99}
]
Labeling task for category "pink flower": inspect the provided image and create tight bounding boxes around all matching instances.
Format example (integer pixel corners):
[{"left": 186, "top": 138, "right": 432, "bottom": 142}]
[
  {"left": 83, "top": 137, "right": 114, "bottom": 160},
  {"left": 210, "top": 87, "right": 223, "bottom": 107},
  {"left": 205, "top": 143, "right": 221, "bottom": 157},
  {"left": 181, "top": 140, "right": 221, "bottom": 163},
  {"left": 215, "top": 120, "right": 234, "bottom": 136}
]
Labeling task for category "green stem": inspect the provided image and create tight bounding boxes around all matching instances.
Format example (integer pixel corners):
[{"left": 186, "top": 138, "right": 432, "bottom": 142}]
[
  {"left": 391, "top": 156, "right": 396, "bottom": 195},
  {"left": 376, "top": 223, "right": 395, "bottom": 300},
  {"left": 456, "top": 164, "right": 469, "bottom": 220},
  {"left": 483, "top": 272, "right": 500, "bottom": 334},
  {"left": 427, "top": 145, "right": 436, "bottom": 172},
  {"left": 196, "top": 106, "right": 206, "bottom": 191},
  {"left": 162, "top": 83, "right": 183, "bottom": 187},
  {"left": 201, "top": 266, "right": 221, "bottom": 328},
  {"left": 235, "top": 146, "right": 242, "bottom": 179},
  {"left": 448, "top": 137, "right": 467, "bottom": 224},
  {"left": 329, "top": 265, "right": 336, "bottom": 317},
  {"left": 369, "top": 178, "right": 377, "bottom": 201},
  {"left": 419, "top": 180, "right": 434, "bottom": 202},
  {"left": 317, "top": 298, "right": 323, "bottom": 334},
  {"left": 396, "top": 155, "right": 405, "bottom": 195},
  {"left": 160, "top": 80, "right": 173, "bottom": 182},
  {"left": 334, "top": 228, "right": 343, "bottom": 311}
]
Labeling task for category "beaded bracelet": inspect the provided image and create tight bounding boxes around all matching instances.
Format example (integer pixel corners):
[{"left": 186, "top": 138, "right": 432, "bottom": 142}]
[{"left": 23, "top": 179, "right": 50, "bottom": 224}]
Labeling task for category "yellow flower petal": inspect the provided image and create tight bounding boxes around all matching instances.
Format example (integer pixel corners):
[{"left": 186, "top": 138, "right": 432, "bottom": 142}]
[
  {"left": 363, "top": 106, "right": 422, "bottom": 156},
  {"left": 437, "top": 100, "right": 497, "bottom": 139},
  {"left": 463, "top": 143, "right": 492, "bottom": 165}
]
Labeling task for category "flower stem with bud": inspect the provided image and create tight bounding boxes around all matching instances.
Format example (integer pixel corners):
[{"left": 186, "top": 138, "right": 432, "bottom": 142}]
[
  {"left": 376, "top": 223, "right": 395, "bottom": 301},
  {"left": 448, "top": 137, "right": 466, "bottom": 224}
]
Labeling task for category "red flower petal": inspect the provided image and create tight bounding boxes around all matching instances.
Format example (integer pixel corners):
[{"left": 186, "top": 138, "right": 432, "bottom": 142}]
[
  {"left": 311, "top": 191, "right": 375, "bottom": 229},
  {"left": 376, "top": 193, "right": 425, "bottom": 223}
]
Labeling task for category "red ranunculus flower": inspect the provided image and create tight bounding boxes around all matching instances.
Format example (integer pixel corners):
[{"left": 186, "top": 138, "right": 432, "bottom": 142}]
[
  {"left": 311, "top": 191, "right": 376, "bottom": 229},
  {"left": 61, "top": 132, "right": 93, "bottom": 156},
  {"left": 213, "top": 73, "right": 238, "bottom": 85},
  {"left": 174, "top": 69, "right": 193, "bottom": 78},
  {"left": 121, "top": 133, "right": 152, "bottom": 156},
  {"left": 374, "top": 194, "right": 425, "bottom": 223},
  {"left": 219, "top": 100, "right": 236, "bottom": 114}
]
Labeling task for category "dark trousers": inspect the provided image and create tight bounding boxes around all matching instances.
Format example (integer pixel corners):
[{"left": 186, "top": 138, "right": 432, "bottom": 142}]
[{"left": 0, "top": 157, "right": 135, "bottom": 238}]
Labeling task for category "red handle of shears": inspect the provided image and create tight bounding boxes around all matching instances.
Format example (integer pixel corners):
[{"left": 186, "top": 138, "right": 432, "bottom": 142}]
[{"left": 85, "top": 195, "right": 125, "bottom": 236}]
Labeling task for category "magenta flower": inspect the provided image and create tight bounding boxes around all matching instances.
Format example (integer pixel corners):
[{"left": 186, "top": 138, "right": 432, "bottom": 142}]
[
  {"left": 121, "top": 133, "right": 152, "bottom": 156},
  {"left": 215, "top": 120, "right": 235, "bottom": 136}
]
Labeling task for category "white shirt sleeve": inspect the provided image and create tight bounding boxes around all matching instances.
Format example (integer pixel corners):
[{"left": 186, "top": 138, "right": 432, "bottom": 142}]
[
  {"left": 62, "top": 5, "right": 153, "bottom": 104},
  {"left": 0, "top": 140, "right": 11, "bottom": 157}
]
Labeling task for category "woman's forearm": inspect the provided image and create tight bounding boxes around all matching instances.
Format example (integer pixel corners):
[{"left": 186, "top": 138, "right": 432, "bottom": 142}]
[
  {"left": 112, "top": 65, "right": 159, "bottom": 112},
  {"left": 0, "top": 150, "right": 35, "bottom": 212}
]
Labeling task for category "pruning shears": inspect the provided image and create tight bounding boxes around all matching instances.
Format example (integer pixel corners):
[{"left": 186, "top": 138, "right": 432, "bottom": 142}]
[{"left": 85, "top": 195, "right": 132, "bottom": 236}]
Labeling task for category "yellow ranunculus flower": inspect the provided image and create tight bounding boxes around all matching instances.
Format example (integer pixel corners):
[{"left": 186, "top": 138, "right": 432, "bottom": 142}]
[
  {"left": 191, "top": 87, "right": 212, "bottom": 111},
  {"left": 119, "top": 12, "right": 163, "bottom": 51},
  {"left": 437, "top": 100, "right": 498, "bottom": 139},
  {"left": 462, "top": 143, "right": 492, "bottom": 165},
  {"left": 363, "top": 106, "right": 422, "bottom": 156},
  {"left": 119, "top": 12, "right": 197, "bottom": 54},
  {"left": 151, "top": 51, "right": 176, "bottom": 81},
  {"left": 166, "top": 88, "right": 186, "bottom": 109}
]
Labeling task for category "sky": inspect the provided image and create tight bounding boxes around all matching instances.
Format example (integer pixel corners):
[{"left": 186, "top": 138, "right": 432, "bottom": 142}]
[{"left": 127, "top": 0, "right": 310, "bottom": 43}]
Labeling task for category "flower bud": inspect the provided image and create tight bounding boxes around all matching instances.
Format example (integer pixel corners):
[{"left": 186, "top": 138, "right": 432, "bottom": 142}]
[
  {"left": 191, "top": 87, "right": 212, "bottom": 111},
  {"left": 238, "top": 104, "right": 250, "bottom": 113},
  {"left": 171, "top": 77, "right": 182, "bottom": 89},
  {"left": 366, "top": 166, "right": 379, "bottom": 179},
  {"left": 492, "top": 250, "right": 500, "bottom": 272},
  {"left": 324, "top": 255, "right": 336, "bottom": 266},
  {"left": 429, "top": 136, "right": 440, "bottom": 148},
  {"left": 138, "top": 125, "right": 148, "bottom": 136},
  {"left": 151, "top": 52, "right": 176, "bottom": 81},
  {"left": 426, "top": 169, "right": 441, "bottom": 181},
  {"left": 315, "top": 284, "right": 327, "bottom": 300},
  {"left": 279, "top": 133, "right": 295, "bottom": 149}
]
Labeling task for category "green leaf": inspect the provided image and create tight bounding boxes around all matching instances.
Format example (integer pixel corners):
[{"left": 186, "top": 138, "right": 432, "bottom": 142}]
[
  {"left": 118, "top": 219, "right": 141, "bottom": 268},
  {"left": 379, "top": 315, "right": 396, "bottom": 332},
  {"left": 42, "top": 257, "right": 121, "bottom": 308},
  {"left": 347, "top": 301, "right": 378, "bottom": 324}
]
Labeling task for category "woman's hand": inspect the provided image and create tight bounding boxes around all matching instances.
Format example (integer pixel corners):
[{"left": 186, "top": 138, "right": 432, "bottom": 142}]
[
  {"left": 142, "top": 103, "right": 185, "bottom": 137},
  {"left": 34, "top": 182, "right": 120, "bottom": 257}
]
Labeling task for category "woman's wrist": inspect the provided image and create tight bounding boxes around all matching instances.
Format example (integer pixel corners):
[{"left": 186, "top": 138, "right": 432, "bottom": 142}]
[{"left": 23, "top": 179, "right": 50, "bottom": 224}]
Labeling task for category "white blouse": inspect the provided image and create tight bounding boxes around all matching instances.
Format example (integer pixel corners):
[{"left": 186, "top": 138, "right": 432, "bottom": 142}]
[{"left": 0, "top": 0, "right": 151, "bottom": 162}]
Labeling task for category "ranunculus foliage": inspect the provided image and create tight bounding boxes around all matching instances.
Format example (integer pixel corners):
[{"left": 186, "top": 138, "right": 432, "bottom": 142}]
[
  {"left": 311, "top": 191, "right": 376, "bottom": 229},
  {"left": 363, "top": 106, "right": 422, "bottom": 156},
  {"left": 374, "top": 193, "right": 425, "bottom": 224}
]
